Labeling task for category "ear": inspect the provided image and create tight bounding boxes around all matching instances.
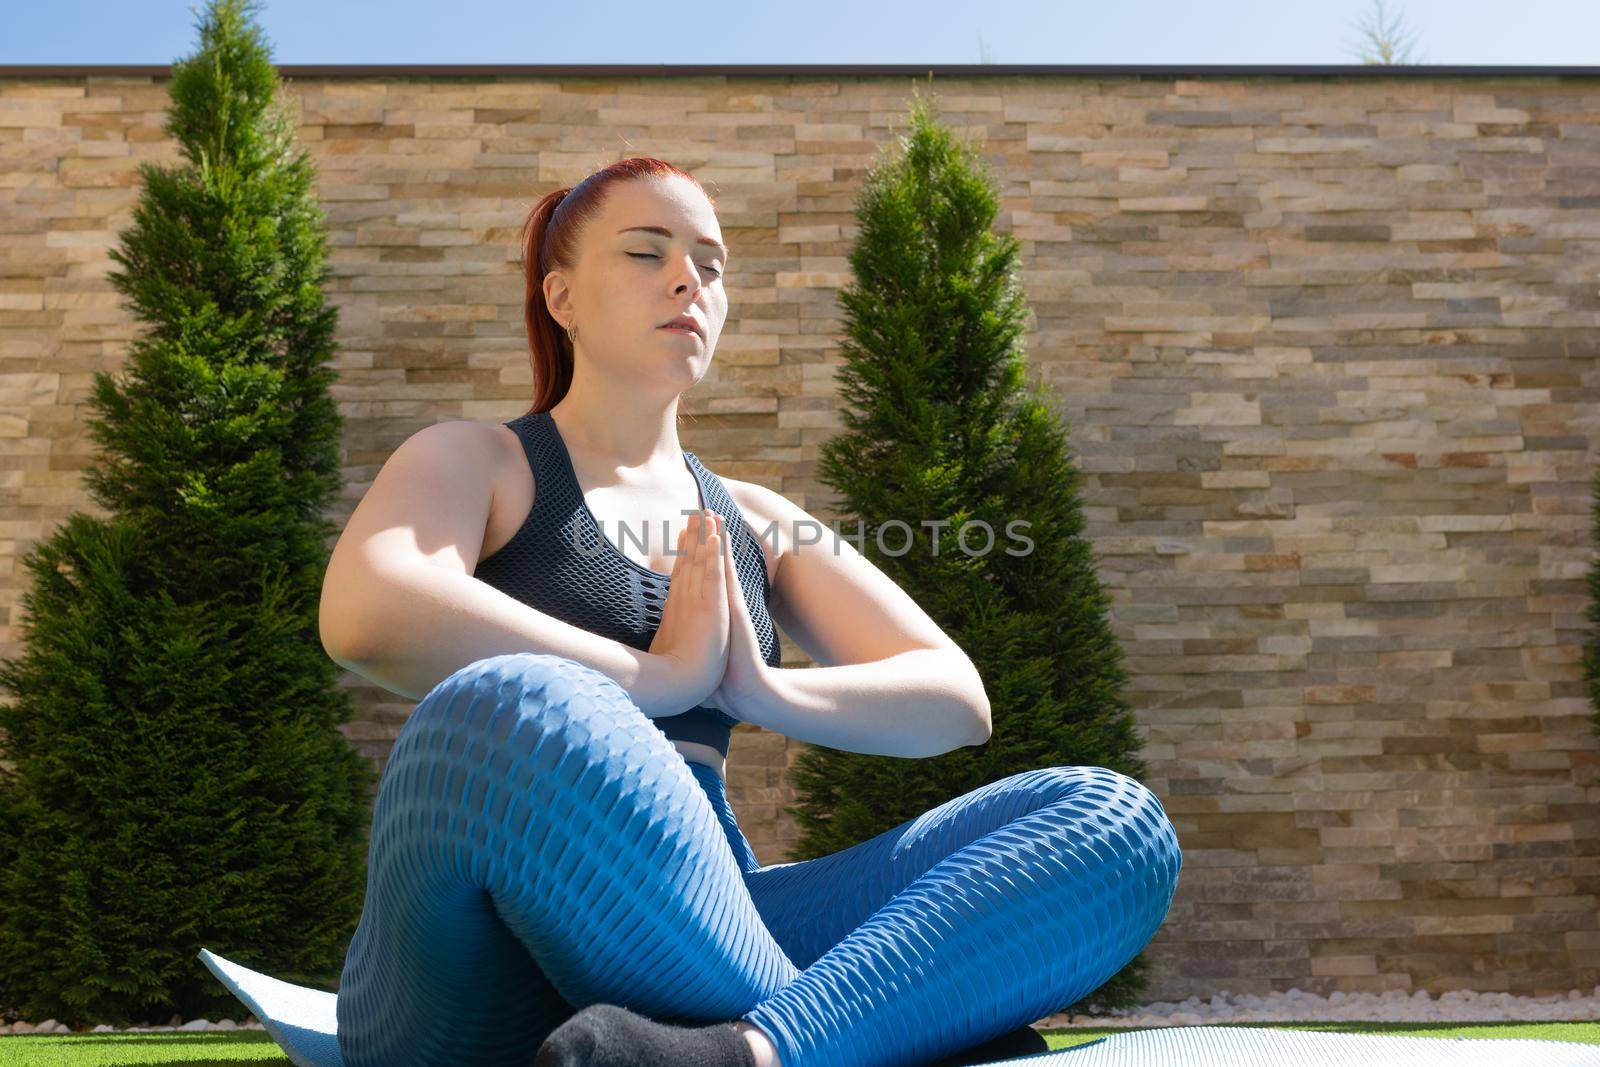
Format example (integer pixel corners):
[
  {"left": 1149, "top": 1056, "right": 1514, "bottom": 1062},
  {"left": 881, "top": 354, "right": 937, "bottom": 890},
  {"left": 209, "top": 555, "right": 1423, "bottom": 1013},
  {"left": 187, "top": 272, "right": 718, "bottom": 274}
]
[{"left": 542, "top": 269, "right": 573, "bottom": 322}]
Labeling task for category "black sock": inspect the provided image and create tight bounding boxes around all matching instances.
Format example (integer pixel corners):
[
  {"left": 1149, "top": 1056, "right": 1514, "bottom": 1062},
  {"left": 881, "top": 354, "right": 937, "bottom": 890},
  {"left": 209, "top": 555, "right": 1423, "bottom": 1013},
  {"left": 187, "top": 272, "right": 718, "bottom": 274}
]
[
  {"left": 926, "top": 1024, "right": 1049, "bottom": 1066},
  {"left": 535, "top": 1003, "right": 757, "bottom": 1067}
]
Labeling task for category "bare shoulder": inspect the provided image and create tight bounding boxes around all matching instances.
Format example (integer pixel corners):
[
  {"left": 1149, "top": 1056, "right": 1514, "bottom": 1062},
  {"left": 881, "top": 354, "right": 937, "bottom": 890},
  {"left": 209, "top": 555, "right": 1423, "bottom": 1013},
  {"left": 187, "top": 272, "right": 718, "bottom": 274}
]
[
  {"left": 402, "top": 416, "right": 509, "bottom": 467},
  {"left": 394, "top": 418, "right": 506, "bottom": 492},
  {"left": 475, "top": 419, "right": 533, "bottom": 559},
  {"left": 324, "top": 418, "right": 504, "bottom": 605},
  {"left": 481, "top": 418, "right": 524, "bottom": 484},
  {"left": 367, "top": 417, "right": 526, "bottom": 572},
  {"left": 428, "top": 417, "right": 514, "bottom": 501}
]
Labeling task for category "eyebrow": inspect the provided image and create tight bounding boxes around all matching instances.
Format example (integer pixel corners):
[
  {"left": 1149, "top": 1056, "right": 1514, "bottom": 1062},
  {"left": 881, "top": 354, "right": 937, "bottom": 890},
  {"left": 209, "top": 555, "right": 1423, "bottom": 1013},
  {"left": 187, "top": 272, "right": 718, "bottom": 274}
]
[{"left": 617, "top": 225, "right": 730, "bottom": 262}]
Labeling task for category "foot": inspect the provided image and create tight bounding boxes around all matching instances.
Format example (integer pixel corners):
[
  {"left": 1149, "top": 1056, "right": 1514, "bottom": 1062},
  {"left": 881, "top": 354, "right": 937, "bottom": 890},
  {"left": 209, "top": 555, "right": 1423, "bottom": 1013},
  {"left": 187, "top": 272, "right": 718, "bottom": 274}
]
[
  {"left": 926, "top": 1024, "right": 1050, "bottom": 1066},
  {"left": 535, "top": 1003, "right": 756, "bottom": 1067}
]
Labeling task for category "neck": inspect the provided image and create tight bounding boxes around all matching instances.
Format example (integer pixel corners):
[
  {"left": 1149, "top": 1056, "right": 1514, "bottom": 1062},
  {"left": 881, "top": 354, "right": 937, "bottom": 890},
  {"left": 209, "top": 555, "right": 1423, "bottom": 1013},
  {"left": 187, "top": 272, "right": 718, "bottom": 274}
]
[{"left": 548, "top": 380, "right": 684, "bottom": 471}]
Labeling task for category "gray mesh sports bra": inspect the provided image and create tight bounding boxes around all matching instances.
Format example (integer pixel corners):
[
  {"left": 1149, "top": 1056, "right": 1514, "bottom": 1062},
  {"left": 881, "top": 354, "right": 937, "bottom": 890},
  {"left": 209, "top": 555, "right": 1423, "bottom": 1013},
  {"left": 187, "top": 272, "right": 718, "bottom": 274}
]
[{"left": 472, "top": 409, "right": 781, "bottom": 760}]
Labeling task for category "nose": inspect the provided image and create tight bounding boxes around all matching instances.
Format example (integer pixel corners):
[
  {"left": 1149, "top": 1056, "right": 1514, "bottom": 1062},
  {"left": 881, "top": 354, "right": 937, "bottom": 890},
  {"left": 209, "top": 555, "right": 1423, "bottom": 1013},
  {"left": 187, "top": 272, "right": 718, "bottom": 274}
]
[{"left": 667, "top": 250, "right": 706, "bottom": 295}]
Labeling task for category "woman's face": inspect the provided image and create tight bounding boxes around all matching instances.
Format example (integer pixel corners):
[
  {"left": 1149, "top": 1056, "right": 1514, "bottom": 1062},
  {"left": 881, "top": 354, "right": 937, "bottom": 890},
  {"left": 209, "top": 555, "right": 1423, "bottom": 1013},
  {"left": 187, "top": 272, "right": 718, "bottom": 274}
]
[{"left": 544, "top": 175, "right": 730, "bottom": 397}]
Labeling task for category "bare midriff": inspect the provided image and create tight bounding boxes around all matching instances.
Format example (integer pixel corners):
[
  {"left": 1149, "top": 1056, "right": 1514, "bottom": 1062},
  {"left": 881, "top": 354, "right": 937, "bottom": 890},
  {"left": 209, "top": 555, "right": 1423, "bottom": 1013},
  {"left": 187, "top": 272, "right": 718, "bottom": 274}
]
[{"left": 673, "top": 739, "right": 726, "bottom": 778}]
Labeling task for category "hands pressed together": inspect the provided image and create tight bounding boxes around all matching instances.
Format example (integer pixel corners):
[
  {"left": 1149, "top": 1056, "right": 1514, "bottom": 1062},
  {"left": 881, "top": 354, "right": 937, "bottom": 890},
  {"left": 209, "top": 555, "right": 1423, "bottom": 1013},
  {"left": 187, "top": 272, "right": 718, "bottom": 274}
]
[{"left": 646, "top": 508, "right": 773, "bottom": 721}]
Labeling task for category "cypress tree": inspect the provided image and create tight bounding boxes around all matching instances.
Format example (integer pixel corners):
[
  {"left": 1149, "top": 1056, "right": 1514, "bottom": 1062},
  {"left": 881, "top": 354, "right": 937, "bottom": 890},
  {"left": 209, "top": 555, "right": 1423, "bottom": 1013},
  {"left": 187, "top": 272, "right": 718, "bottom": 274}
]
[
  {"left": 784, "top": 86, "right": 1160, "bottom": 1012},
  {"left": 0, "top": 0, "right": 374, "bottom": 1027}
]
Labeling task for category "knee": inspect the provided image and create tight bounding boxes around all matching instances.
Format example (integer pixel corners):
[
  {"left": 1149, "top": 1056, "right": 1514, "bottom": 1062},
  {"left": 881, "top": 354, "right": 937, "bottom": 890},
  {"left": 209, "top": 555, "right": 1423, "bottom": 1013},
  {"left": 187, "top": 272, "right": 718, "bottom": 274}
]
[
  {"left": 1026, "top": 764, "right": 1156, "bottom": 808},
  {"left": 1083, "top": 767, "right": 1177, "bottom": 835},
  {"left": 1086, "top": 767, "right": 1183, "bottom": 889},
  {"left": 1091, "top": 766, "right": 1166, "bottom": 814},
  {"left": 408, "top": 652, "right": 642, "bottom": 754},
  {"left": 430, "top": 651, "right": 627, "bottom": 708},
  {"left": 1036, "top": 765, "right": 1182, "bottom": 871}
]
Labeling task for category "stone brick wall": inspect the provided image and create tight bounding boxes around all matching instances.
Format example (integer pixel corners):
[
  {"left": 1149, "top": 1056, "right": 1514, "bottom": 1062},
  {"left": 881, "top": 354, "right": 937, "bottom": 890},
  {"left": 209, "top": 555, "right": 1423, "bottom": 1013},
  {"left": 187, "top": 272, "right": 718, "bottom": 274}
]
[{"left": 1, "top": 67, "right": 1596, "bottom": 1002}]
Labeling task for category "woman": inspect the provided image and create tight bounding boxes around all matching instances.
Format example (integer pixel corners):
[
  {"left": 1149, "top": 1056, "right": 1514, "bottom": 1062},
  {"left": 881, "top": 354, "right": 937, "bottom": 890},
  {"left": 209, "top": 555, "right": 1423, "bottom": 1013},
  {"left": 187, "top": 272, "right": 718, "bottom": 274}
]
[{"left": 321, "top": 157, "right": 1183, "bottom": 1067}]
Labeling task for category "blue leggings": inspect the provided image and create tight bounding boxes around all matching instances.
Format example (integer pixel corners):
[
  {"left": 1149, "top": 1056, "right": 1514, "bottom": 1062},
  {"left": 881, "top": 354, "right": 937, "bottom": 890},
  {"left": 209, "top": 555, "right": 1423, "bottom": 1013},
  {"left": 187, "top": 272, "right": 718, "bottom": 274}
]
[{"left": 334, "top": 653, "right": 1182, "bottom": 1067}]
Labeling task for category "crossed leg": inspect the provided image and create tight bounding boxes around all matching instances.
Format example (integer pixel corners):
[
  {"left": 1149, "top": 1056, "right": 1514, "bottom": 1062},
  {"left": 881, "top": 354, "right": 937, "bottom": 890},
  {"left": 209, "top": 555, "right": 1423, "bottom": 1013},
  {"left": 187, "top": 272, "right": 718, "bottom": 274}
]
[
  {"left": 735, "top": 765, "right": 1183, "bottom": 1067},
  {"left": 333, "top": 652, "right": 1182, "bottom": 1067},
  {"left": 335, "top": 653, "right": 801, "bottom": 1067}
]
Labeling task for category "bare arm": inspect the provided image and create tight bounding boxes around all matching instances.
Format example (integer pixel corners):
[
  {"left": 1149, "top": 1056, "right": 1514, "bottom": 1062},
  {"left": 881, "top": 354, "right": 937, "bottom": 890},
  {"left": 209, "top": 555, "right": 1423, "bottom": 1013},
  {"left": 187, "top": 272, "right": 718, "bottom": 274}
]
[
  {"left": 325, "top": 560, "right": 688, "bottom": 717},
  {"left": 741, "top": 649, "right": 990, "bottom": 758},
  {"left": 736, "top": 482, "right": 992, "bottom": 757},
  {"left": 319, "top": 420, "right": 695, "bottom": 718}
]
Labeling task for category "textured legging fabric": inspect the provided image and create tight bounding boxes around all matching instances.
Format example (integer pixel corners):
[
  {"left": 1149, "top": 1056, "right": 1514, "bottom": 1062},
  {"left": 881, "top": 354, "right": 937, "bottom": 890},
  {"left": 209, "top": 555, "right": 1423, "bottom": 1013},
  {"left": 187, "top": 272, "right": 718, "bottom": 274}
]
[{"left": 334, "top": 653, "right": 1183, "bottom": 1067}]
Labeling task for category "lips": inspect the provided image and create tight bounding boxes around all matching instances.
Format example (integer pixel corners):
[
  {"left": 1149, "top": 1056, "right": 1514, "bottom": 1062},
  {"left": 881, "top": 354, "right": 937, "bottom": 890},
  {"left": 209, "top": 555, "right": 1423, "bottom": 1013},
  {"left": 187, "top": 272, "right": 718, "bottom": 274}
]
[{"left": 659, "top": 314, "right": 704, "bottom": 338}]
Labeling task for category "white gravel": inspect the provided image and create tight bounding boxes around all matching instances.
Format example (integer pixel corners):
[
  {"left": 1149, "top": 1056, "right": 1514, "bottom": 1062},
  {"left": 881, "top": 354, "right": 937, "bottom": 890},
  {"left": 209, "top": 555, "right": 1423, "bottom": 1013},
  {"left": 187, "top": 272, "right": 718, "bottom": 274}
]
[
  {"left": 1035, "top": 986, "right": 1600, "bottom": 1028},
  {"left": 5, "top": 987, "right": 1600, "bottom": 1035},
  {"left": 2, "top": 1014, "right": 266, "bottom": 1034}
]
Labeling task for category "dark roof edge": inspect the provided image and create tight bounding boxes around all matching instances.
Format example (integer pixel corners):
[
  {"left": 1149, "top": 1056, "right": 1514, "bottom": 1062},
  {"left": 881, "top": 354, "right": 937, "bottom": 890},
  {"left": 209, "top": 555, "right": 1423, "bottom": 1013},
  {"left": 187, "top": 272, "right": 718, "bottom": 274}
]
[{"left": 1, "top": 63, "right": 1598, "bottom": 79}]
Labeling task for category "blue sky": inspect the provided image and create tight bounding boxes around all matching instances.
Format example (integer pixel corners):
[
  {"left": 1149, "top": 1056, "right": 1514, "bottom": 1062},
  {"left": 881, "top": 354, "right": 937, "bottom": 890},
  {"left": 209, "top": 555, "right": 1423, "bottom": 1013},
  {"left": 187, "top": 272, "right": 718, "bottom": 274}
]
[{"left": 3, "top": 0, "right": 1598, "bottom": 66}]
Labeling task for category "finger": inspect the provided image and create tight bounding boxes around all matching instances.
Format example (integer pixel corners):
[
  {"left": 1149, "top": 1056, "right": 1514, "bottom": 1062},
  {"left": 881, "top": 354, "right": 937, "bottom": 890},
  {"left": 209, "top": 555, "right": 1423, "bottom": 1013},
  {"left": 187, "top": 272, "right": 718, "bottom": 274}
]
[
  {"left": 686, "top": 511, "right": 707, "bottom": 593},
  {"left": 722, "top": 515, "right": 737, "bottom": 589},
  {"left": 706, "top": 512, "right": 726, "bottom": 589},
  {"left": 670, "top": 518, "right": 689, "bottom": 574},
  {"left": 713, "top": 518, "right": 732, "bottom": 607},
  {"left": 725, "top": 524, "right": 754, "bottom": 633},
  {"left": 707, "top": 512, "right": 728, "bottom": 603},
  {"left": 673, "top": 518, "right": 697, "bottom": 603}
]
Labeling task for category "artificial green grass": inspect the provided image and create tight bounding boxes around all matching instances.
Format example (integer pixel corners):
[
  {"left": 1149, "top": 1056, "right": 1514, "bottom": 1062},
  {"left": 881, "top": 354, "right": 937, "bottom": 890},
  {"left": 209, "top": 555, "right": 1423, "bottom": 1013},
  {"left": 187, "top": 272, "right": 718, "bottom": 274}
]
[{"left": 1, "top": 1020, "right": 1597, "bottom": 1064}]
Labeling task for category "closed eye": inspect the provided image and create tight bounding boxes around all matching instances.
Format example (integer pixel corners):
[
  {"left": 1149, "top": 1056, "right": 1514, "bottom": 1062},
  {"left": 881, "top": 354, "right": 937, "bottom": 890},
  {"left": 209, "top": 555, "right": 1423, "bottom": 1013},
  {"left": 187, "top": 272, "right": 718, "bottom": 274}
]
[{"left": 627, "top": 251, "right": 722, "bottom": 277}]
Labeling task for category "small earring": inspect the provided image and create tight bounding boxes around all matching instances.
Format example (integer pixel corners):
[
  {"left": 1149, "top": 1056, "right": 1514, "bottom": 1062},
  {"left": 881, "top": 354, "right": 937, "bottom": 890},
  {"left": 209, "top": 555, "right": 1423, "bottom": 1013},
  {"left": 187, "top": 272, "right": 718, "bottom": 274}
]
[{"left": 564, "top": 321, "right": 578, "bottom": 344}]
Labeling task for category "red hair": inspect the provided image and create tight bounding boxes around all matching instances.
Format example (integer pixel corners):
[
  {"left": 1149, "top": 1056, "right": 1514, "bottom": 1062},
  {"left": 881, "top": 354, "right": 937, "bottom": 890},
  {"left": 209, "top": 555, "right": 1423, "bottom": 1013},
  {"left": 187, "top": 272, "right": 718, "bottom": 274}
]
[{"left": 518, "top": 157, "right": 714, "bottom": 415}]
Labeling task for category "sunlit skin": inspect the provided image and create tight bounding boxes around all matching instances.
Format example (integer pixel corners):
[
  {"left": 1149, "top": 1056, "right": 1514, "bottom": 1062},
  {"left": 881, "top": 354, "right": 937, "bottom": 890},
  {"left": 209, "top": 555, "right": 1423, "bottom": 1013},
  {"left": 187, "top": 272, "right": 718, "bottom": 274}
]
[{"left": 541, "top": 175, "right": 783, "bottom": 1067}]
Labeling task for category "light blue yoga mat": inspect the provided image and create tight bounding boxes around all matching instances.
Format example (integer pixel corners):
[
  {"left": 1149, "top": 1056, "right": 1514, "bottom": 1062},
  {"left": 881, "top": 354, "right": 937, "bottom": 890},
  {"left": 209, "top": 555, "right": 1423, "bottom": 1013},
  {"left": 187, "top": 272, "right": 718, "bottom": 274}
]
[{"left": 197, "top": 947, "right": 1600, "bottom": 1067}]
